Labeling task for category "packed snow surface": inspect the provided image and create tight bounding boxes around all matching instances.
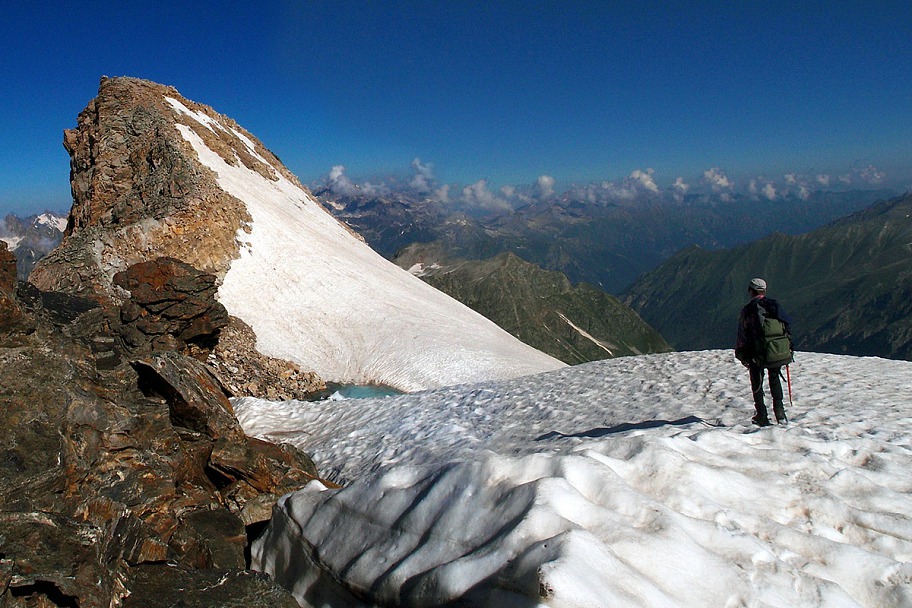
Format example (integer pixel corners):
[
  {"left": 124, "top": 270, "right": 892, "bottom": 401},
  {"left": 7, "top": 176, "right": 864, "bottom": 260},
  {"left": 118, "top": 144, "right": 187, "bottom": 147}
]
[
  {"left": 238, "top": 351, "right": 912, "bottom": 607},
  {"left": 167, "top": 96, "right": 563, "bottom": 391}
]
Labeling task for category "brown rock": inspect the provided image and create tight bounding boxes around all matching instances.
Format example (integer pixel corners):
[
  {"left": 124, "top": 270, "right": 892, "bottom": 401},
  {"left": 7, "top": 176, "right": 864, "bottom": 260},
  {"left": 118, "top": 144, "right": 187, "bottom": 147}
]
[
  {"left": 0, "top": 295, "right": 321, "bottom": 607},
  {"left": 0, "top": 240, "right": 15, "bottom": 294},
  {"left": 208, "top": 315, "right": 326, "bottom": 400},
  {"left": 114, "top": 257, "right": 228, "bottom": 357},
  {"left": 0, "top": 242, "right": 33, "bottom": 338},
  {"left": 29, "top": 77, "right": 256, "bottom": 303},
  {"left": 122, "top": 565, "right": 299, "bottom": 608}
]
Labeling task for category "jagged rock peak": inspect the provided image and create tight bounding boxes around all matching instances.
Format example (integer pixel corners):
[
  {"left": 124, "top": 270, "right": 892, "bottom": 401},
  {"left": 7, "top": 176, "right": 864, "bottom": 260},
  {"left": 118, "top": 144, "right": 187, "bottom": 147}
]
[
  {"left": 30, "top": 76, "right": 306, "bottom": 303},
  {"left": 65, "top": 76, "right": 304, "bottom": 232}
]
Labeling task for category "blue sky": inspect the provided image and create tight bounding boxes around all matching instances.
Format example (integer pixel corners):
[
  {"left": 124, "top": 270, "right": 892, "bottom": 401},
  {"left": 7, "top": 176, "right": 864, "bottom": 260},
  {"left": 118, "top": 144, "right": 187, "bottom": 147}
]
[{"left": 2, "top": 1, "right": 910, "bottom": 215}]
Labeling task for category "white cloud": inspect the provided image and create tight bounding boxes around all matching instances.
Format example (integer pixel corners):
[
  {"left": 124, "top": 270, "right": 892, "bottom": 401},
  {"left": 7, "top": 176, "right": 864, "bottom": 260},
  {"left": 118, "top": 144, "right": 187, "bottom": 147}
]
[
  {"left": 749, "top": 178, "right": 777, "bottom": 201},
  {"left": 702, "top": 167, "right": 732, "bottom": 192},
  {"left": 328, "top": 165, "right": 359, "bottom": 196},
  {"left": 433, "top": 184, "right": 450, "bottom": 203},
  {"left": 461, "top": 179, "right": 511, "bottom": 212},
  {"left": 535, "top": 175, "right": 556, "bottom": 199},
  {"left": 784, "top": 173, "right": 798, "bottom": 186},
  {"left": 630, "top": 168, "right": 659, "bottom": 193},
  {"left": 672, "top": 177, "right": 689, "bottom": 202},
  {"left": 816, "top": 174, "right": 831, "bottom": 187},
  {"left": 860, "top": 164, "right": 885, "bottom": 184},
  {"left": 409, "top": 158, "right": 435, "bottom": 193}
]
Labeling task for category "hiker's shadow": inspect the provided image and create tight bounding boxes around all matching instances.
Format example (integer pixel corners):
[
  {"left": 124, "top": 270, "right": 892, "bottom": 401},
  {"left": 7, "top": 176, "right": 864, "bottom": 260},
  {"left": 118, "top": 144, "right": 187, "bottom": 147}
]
[{"left": 536, "top": 415, "right": 707, "bottom": 441}]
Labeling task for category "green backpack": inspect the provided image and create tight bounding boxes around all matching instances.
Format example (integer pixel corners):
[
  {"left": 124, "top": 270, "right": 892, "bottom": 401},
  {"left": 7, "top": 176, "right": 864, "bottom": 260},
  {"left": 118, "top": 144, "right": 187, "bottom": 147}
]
[{"left": 757, "top": 308, "right": 793, "bottom": 368}]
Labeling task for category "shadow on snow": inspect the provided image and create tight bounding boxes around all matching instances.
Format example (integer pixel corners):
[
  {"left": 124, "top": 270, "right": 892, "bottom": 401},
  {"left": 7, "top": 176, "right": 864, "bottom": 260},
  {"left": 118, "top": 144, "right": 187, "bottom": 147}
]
[{"left": 536, "top": 415, "right": 709, "bottom": 441}]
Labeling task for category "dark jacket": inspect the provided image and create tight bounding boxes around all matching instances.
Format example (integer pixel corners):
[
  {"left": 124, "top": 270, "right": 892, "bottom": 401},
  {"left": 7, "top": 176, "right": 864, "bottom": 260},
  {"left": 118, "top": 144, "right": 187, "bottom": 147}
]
[{"left": 735, "top": 296, "right": 792, "bottom": 365}]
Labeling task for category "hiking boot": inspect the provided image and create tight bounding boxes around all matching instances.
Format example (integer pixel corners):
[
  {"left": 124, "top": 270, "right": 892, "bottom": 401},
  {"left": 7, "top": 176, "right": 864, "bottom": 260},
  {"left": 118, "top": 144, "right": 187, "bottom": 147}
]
[
  {"left": 773, "top": 403, "right": 787, "bottom": 424},
  {"left": 751, "top": 414, "right": 772, "bottom": 427}
]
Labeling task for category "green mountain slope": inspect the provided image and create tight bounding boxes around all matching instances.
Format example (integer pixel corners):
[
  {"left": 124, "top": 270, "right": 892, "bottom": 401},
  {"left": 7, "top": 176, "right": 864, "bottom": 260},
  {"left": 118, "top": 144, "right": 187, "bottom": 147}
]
[
  {"left": 623, "top": 193, "right": 912, "bottom": 359},
  {"left": 394, "top": 243, "right": 671, "bottom": 364}
]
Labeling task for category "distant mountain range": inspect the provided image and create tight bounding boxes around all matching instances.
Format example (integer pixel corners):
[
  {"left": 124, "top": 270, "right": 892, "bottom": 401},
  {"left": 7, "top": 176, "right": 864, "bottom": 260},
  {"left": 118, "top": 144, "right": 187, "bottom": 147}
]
[
  {"left": 0, "top": 212, "right": 66, "bottom": 279},
  {"left": 623, "top": 193, "right": 912, "bottom": 359},
  {"left": 315, "top": 188, "right": 893, "bottom": 293},
  {"left": 393, "top": 243, "right": 670, "bottom": 364}
]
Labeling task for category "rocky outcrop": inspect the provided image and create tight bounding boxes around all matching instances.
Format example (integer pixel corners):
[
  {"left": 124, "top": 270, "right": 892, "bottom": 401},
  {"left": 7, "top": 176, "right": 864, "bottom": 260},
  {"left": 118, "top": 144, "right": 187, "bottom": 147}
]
[
  {"left": 0, "top": 279, "right": 319, "bottom": 607},
  {"left": 108, "top": 256, "right": 325, "bottom": 398},
  {"left": 113, "top": 256, "right": 229, "bottom": 354},
  {"left": 0, "top": 242, "right": 33, "bottom": 337},
  {"left": 27, "top": 77, "right": 327, "bottom": 400},
  {"left": 208, "top": 316, "right": 325, "bottom": 401},
  {"left": 28, "top": 76, "right": 297, "bottom": 303}
]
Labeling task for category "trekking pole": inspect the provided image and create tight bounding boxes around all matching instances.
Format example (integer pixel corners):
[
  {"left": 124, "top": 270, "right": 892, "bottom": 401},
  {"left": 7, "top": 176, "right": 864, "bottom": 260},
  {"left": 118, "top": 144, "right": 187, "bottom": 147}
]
[{"left": 785, "top": 365, "right": 794, "bottom": 407}]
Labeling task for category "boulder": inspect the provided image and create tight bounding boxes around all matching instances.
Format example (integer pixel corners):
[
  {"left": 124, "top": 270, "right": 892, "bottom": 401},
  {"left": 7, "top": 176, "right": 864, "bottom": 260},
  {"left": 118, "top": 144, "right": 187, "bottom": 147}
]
[{"left": 114, "top": 256, "right": 229, "bottom": 355}]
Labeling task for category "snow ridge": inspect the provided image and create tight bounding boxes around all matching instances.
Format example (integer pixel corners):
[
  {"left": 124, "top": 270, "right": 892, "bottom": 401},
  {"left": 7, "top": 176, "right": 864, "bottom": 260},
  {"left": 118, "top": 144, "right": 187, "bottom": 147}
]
[{"left": 168, "top": 95, "right": 564, "bottom": 391}]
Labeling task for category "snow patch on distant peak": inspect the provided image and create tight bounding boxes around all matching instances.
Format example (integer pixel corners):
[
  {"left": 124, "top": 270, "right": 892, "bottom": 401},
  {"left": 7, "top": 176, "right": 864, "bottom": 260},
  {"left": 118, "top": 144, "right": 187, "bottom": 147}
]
[
  {"left": 407, "top": 262, "right": 442, "bottom": 276},
  {"left": 35, "top": 214, "right": 66, "bottom": 232},
  {"left": 557, "top": 312, "right": 614, "bottom": 356},
  {"left": 0, "top": 236, "right": 22, "bottom": 251}
]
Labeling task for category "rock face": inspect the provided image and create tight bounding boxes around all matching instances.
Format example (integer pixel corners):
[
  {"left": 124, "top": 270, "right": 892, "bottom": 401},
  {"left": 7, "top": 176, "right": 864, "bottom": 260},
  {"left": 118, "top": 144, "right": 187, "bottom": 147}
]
[
  {"left": 30, "top": 76, "right": 563, "bottom": 392},
  {"left": 29, "top": 76, "right": 281, "bottom": 302},
  {"left": 0, "top": 242, "right": 33, "bottom": 336},
  {"left": 113, "top": 256, "right": 229, "bottom": 354},
  {"left": 208, "top": 315, "right": 325, "bottom": 401},
  {"left": 0, "top": 279, "right": 318, "bottom": 606},
  {"left": 29, "top": 77, "right": 326, "bottom": 398}
]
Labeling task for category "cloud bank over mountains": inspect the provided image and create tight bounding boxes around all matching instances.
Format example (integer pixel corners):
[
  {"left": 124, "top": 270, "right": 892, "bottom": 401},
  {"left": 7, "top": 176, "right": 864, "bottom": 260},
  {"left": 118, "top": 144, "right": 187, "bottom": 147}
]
[{"left": 316, "top": 160, "right": 894, "bottom": 212}]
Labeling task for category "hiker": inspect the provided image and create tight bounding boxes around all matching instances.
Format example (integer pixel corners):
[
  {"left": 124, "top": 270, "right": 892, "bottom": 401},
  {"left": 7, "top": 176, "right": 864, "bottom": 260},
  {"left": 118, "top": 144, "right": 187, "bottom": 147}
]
[{"left": 735, "top": 277, "right": 793, "bottom": 426}]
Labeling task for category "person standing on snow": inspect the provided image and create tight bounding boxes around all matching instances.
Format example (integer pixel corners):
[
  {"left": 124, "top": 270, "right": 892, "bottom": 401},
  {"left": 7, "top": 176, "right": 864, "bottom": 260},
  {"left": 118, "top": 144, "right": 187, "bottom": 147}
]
[{"left": 735, "top": 277, "right": 793, "bottom": 427}]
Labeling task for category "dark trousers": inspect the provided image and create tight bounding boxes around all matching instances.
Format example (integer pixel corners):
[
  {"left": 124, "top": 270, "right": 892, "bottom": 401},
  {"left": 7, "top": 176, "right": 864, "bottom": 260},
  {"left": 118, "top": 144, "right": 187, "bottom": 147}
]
[{"left": 749, "top": 363, "right": 783, "bottom": 420}]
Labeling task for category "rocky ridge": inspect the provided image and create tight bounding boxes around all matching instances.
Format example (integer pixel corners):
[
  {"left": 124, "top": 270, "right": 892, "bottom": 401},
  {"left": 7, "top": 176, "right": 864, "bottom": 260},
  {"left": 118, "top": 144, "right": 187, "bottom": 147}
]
[
  {"left": 30, "top": 76, "right": 303, "bottom": 304},
  {"left": 623, "top": 192, "right": 912, "bottom": 358},
  {"left": 28, "top": 76, "right": 326, "bottom": 401},
  {"left": 0, "top": 247, "right": 320, "bottom": 606}
]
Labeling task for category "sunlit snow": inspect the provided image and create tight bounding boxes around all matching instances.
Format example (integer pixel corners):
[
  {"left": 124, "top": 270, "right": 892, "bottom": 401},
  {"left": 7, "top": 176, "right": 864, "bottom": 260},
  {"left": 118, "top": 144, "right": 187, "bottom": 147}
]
[
  {"left": 0, "top": 236, "right": 22, "bottom": 251},
  {"left": 166, "top": 96, "right": 563, "bottom": 391},
  {"left": 35, "top": 213, "right": 67, "bottom": 232},
  {"left": 238, "top": 350, "right": 912, "bottom": 607}
]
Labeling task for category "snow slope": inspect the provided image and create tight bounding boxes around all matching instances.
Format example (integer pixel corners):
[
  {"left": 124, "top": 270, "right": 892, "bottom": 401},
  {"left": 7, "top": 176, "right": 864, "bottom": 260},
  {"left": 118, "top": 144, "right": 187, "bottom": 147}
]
[
  {"left": 238, "top": 350, "right": 912, "bottom": 607},
  {"left": 167, "top": 96, "right": 564, "bottom": 391}
]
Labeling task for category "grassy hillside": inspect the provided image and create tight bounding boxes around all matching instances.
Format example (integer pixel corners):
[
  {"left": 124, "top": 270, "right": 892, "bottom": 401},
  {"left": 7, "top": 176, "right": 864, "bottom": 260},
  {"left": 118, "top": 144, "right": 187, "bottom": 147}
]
[
  {"left": 395, "top": 244, "right": 671, "bottom": 364},
  {"left": 623, "top": 193, "right": 912, "bottom": 359}
]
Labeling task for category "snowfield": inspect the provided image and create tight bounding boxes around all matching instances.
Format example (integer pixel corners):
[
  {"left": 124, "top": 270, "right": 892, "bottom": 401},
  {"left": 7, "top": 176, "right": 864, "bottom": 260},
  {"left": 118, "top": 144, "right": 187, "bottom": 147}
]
[
  {"left": 167, "top": 96, "right": 563, "bottom": 392},
  {"left": 236, "top": 350, "right": 912, "bottom": 607}
]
